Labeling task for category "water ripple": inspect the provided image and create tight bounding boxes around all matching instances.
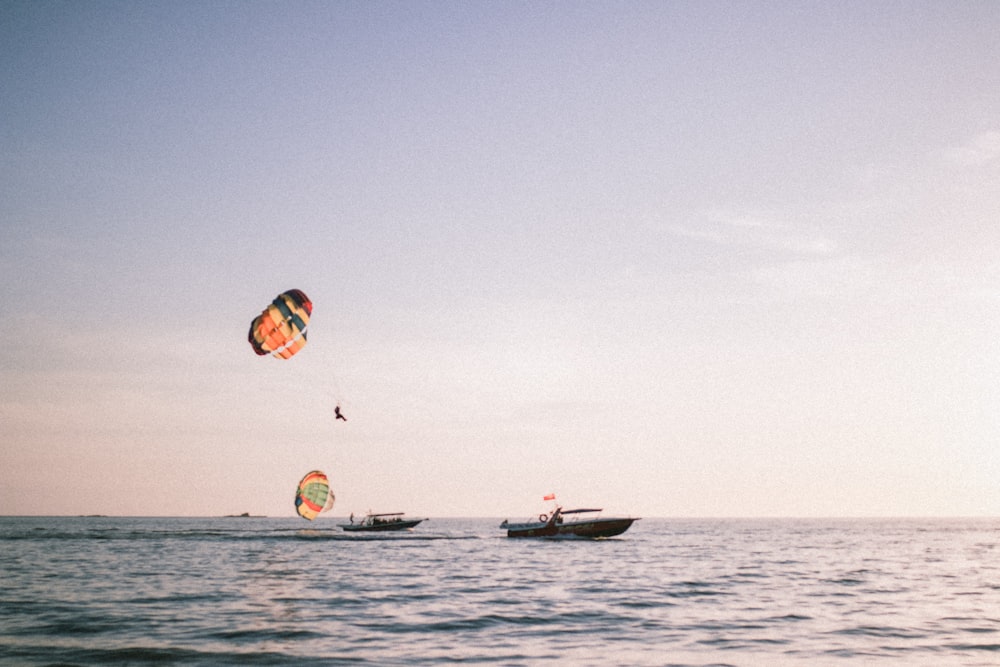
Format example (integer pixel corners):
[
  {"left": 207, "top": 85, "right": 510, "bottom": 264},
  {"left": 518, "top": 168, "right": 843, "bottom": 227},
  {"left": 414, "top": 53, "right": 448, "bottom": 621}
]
[{"left": 2, "top": 517, "right": 1000, "bottom": 666}]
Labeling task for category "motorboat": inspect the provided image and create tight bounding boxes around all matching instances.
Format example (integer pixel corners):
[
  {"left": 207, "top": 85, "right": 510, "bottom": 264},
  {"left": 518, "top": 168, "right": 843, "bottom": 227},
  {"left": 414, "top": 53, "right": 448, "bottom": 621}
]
[
  {"left": 339, "top": 512, "right": 425, "bottom": 532},
  {"left": 500, "top": 505, "right": 639, "bottom": 538}
]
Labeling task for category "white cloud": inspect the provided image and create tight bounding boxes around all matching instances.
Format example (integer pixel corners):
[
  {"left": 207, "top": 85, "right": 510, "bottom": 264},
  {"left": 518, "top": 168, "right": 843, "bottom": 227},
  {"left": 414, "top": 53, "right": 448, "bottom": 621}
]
[
  {"left": 749, "top": 251, "right": 1000, "bottom": 311},
  {"left": 943, "top": 131, "right": 1000, "bottom": 167},
  {"left": 666, "top": 222, "right": 729, "bottom": 245},
  {"left": 669, "top": 208, "right": 838, "bottom": 257},
  {"left": 750, "top": 255, "right": 876, "bottom": 300},
  {"left": 702, "top": 209, "right": 768, "bottom": 229}
]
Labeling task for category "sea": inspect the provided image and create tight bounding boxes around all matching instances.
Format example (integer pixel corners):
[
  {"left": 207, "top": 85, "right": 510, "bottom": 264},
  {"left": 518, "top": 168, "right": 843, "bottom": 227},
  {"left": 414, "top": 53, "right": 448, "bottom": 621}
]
[{"left": 1, "top": 516, "right": 998, "bottom": 666}]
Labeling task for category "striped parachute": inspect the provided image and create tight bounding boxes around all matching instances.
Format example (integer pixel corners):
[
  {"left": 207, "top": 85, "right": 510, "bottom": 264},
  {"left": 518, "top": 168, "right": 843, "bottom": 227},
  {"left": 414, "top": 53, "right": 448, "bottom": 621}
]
[
  {"left": 295, "top": 470, "right": 335, "bottom": 521},
  {"left": 248, "top": 289, "right": 312, "bottom": 359}
]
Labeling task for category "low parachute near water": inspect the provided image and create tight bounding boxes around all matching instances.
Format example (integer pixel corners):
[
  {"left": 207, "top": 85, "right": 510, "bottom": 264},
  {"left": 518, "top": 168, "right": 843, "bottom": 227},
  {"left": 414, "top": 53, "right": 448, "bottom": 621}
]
[
  {"left": 295, "top": 470, "right": 335, "bottom": 521},
  {"left": 248, "top": 289, "right": 312, "bottom": 359}
]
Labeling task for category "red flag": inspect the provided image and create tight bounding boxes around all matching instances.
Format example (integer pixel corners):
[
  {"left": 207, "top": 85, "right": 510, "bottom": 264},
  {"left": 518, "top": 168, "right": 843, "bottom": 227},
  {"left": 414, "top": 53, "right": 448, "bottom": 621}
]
[{"left": 543, "top": 493, "right": 556, "bottom": 501}]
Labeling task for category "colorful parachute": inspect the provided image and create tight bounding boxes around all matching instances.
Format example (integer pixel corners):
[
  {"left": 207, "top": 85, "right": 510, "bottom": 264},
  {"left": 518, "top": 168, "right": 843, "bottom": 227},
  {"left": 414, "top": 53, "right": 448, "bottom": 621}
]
[
  {"left": 295, "top": 470, "right": 335, "bottom": 521},
  {"left": 248, "top": 289, "right": 312, "bottom": 359}
]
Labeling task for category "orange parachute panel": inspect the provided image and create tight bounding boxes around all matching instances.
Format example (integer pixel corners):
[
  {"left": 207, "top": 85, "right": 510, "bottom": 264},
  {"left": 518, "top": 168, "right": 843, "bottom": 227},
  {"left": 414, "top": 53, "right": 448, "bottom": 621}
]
[{"left": 248, "top": 289, "right": 312, "bottom": 359}]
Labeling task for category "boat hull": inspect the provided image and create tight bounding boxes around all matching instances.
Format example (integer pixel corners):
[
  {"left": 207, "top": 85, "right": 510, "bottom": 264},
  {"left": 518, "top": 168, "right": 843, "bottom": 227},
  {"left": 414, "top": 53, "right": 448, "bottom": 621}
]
[
  {"left": 503, "top": 517, "right": 638, "bottom": 538},
  {"left": 556, "top": 517, "right": 636, "bottom": 538},
  {"left": 340, "top": 519, "right": 424, "bottom": 532},
  {"left": 503, "top": 523, "right": 559, "bottom": 538}
]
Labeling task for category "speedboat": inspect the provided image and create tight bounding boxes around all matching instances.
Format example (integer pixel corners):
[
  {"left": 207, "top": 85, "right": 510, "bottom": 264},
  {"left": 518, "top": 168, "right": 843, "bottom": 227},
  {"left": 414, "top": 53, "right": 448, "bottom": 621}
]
[
  {"left": 500, "top": 505, "right": 639, "bottom": 538},
  {"left": 340, "top": 512, "right": 425, "bottom": 532}
]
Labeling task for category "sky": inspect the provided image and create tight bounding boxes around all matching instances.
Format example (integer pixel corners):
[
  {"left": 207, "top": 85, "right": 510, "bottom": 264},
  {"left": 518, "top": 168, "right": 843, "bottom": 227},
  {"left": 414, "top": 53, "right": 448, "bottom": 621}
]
[{"left": 2, "top": 1, "right": 999, "bottom": 519}]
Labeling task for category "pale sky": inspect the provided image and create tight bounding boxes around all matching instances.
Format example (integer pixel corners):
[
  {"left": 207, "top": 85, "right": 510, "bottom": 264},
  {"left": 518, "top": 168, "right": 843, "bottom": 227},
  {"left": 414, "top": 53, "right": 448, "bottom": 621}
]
[{"left": 3, "top": 1, "right": 999, "bottom": 518}]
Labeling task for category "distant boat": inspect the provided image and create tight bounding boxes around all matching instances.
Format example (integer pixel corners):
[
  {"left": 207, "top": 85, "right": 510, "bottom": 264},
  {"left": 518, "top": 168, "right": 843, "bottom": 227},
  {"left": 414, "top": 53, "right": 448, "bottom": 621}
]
[
  {"left": 500, "top": 506, "right": 639, "bottom": 538},
  {"left": 340, "top": 512, "right": 425, "bottom": 532}
]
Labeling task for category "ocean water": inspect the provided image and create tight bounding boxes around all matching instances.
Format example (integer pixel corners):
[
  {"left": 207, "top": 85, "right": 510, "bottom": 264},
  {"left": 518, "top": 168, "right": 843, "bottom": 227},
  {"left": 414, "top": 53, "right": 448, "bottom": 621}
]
[{"left": 1, "top": 517, "right": 998, "bottom": 666}]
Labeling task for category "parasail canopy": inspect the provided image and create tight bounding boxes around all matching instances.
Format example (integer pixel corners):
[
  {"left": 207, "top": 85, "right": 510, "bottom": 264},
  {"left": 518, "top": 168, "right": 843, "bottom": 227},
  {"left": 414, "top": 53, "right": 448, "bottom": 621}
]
[
  {"left": 295, "top": 470, "right": 335, "bottom": 521},
  {"left": 248, "top": 289, "right": 312, "bottom": 359}
]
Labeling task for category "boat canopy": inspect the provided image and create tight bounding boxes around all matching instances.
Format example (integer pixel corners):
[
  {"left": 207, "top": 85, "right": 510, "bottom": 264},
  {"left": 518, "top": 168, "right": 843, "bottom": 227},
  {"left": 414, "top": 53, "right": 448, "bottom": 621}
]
[{"left": 560, "top": 508, "right": 603, "bottom": 514}]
